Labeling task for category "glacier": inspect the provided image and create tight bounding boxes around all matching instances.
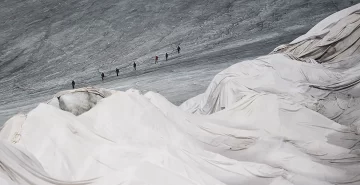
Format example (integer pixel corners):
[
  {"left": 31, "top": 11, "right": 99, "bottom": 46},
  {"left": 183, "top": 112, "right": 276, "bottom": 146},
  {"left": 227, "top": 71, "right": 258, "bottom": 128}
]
[{"left": 1, "top": 3, "right": 360, "bottom": 185}]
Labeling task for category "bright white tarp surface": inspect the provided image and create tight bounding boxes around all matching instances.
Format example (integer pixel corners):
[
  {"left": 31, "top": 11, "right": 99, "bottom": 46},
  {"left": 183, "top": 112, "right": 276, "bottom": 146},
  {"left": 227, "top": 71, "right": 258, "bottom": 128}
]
[{"left": 1, "top": 4, "right": 360, "bottom": 185}]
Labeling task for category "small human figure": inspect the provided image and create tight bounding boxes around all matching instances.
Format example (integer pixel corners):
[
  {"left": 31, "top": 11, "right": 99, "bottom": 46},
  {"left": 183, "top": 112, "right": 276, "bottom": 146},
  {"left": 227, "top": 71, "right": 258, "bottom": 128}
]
[
  {"left": 155, "top": 56, "right": 159, "bottom": 64},
  {"left": 177, "top": 46, "right": 181, "bottom": 54},
  {"left": 133, "top": 62, "right": 136, "bottom": 70},
  {"left": 101, "top": 73, "right": 105, "bottom": 81},
  {"left": 165, "top": 53, "right": 168, "bottom": 61},
  {"left": 71, "top": 80, "right": 75, "bottom": 89},
  {"left": 116, "top": 68, "right": 119, "bottom": 76}
]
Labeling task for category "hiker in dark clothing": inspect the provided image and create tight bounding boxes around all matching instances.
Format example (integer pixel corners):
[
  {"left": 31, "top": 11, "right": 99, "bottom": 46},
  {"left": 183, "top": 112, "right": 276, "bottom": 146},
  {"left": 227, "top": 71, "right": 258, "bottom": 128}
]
[
  {"left": 155, "top": 56, "right": 159, "bottom": 64},
  {"left": 177, "top": 46, "right": 181, "bottom": 54},
  {"left": 72, "top": 80, "right": 75, "bottom": 89},
  {"left": 133, "top": 62, "right": 136, "bottom": 70},
  {"left": 116, "top": 68, "right": 119, "bottom": 76},
  {"left": 165, "top": 53, "right": 168, "bottom": 61},
  {"left": 101, "top": 73, "right": 105, "bottom": 81}
]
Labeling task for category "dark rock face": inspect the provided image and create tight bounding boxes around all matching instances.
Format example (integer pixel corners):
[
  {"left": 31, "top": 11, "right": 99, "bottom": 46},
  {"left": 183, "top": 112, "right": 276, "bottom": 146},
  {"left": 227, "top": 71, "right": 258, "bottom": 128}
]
[{"left": 0, "top": 0, "right": 358, "bottom": 123}]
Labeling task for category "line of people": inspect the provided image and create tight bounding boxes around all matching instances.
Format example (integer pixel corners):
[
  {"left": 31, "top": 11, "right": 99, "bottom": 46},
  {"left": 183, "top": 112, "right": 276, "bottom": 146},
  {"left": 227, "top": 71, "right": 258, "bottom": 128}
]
[
  {"left": 155, "top": 45, "right": 179, "bottom": 64},
  {"left": 71, "top": 46, "right": 181, "bottom": 89}
]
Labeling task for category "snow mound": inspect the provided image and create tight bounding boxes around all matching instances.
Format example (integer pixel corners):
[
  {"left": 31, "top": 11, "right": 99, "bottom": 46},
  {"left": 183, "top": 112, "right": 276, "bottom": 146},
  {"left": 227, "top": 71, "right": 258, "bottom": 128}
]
[
  {"left": 46, "top": 87, "right": 116, "bottom": 116},
  {"left": 1, "top": 4, "right": 360, "bottom": 185}
]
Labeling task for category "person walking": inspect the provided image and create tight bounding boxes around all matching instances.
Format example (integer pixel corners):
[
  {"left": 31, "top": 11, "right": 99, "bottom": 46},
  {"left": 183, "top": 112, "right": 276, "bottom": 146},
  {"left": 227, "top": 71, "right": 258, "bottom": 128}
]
[
  {"left": 116, "top": 68, "right": 119, "bottom": 76},
  {"left": 133, "top": 62, "right": 137, "bottom": 70},
  {"left": 71, "top": 80, "right": 75, "bottom": 89},
  {"left": 165, "top": 53, "right": 168, "bottom": 61},
  {"left": 101, "top": 73, "right": 105, "bottom": 81},
  {"left": 177, "top": 46, "right": 181, "bottom": 54},
  {"left": 155, "top": 56, "right": 159, "bottom": 64}
]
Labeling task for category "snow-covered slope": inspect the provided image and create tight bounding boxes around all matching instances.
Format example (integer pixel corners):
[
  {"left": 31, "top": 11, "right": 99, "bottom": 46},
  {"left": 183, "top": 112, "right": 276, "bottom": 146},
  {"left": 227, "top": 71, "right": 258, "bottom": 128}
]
[
  {"left": 1, "top": 4, "right": 360, "bottom": 185},
  {"left": 0, "top": 0, "right": 358, "bottom": 124}
]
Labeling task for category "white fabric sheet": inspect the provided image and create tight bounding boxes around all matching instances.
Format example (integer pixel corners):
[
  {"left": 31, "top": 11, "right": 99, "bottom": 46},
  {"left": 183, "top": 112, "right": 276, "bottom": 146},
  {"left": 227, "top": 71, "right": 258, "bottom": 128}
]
[{"left": 1, "top": 4, "right": 360, "bottom": 185}]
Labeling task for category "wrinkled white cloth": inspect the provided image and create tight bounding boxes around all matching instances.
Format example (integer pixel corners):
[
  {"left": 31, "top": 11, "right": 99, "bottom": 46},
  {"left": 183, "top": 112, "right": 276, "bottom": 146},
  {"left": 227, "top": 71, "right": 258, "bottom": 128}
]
[
  {"left": 1, "top": 4, "right": 360, "bottom": 185},
  {"left": 272, "top": 4, "right": 360, "bottom": 63}
]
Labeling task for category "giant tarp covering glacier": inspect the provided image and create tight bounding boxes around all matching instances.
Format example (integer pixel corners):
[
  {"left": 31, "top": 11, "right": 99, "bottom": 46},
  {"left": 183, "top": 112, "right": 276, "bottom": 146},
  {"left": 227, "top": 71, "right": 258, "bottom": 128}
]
[{"left": 1, "top": 4, "right": 360, "bottom": 185}]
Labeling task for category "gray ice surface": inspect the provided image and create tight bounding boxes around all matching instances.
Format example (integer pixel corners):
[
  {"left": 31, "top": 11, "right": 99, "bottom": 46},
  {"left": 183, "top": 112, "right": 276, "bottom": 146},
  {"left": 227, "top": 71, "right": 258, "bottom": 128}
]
[{"left": 0, "top": 0, "right": 358, "bottom": 125}]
